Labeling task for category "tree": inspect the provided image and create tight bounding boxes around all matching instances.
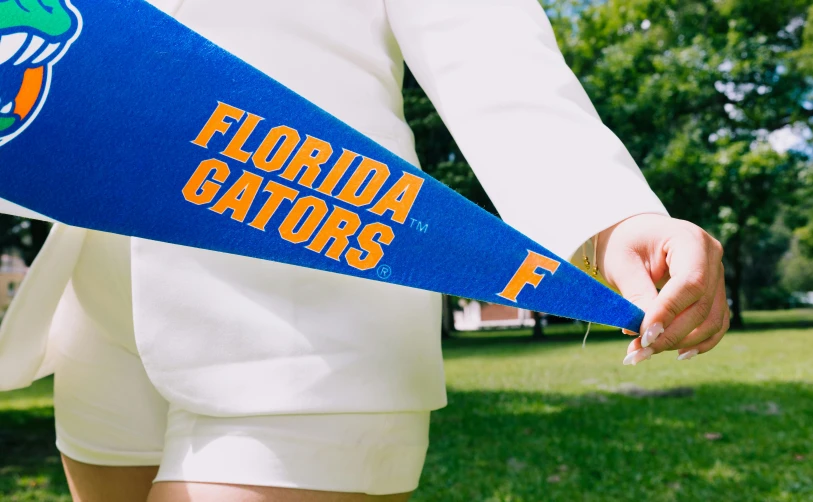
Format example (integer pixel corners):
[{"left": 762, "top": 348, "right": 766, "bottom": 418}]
[
  {"left": 553, "top": 0, "right": 812, "bottom": 327},
  {"left": 531, "top": 311, "right": 547, "bottom": 340},
  {"left": 440, "top": 295, "right": 455, "bottom": 339},
  {"left": 780, "top": 238, "right": 813, "bottom": 295},
  {"left": 0, "top": 215, "right": 50, "bottom": 266}
]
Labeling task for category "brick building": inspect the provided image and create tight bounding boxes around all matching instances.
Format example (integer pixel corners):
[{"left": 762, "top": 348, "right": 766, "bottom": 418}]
[{"left": 453, "top": 300, "right": 535, "bottom": 331}]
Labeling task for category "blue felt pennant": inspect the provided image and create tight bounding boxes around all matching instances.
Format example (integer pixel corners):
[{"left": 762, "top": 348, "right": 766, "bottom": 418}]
[{"left": 0, "top": 0, "right": 644, "bottom": 331}]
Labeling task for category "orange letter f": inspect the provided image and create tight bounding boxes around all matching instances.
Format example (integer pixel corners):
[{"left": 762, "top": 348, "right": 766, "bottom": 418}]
[{"left": 497, "top": 251, "right": 561, "bottom": 303}]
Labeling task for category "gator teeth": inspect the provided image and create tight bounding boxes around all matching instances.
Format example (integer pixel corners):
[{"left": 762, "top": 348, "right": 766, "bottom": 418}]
[
  {"left": 32, "top": 42, "right": 61, "bottom": 65},
  {"left": 0, "top": 102, "right": 12, "bottom": 114},
  {"left": 0, "top": 33, "right": 28, "bottom": 66},
  {"left": 14, "top": 35, "right": 45, "bottom": 66},
  {"left": 0, "top": 34, "right": 62, "bottom": 67}
]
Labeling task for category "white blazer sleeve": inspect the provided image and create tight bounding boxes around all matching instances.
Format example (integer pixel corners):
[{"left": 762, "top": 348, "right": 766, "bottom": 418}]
[{"left": 385, "top": 0, "right": 668, "bottom": 259}]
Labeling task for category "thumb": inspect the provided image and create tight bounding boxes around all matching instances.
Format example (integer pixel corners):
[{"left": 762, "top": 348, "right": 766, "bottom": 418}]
[{"left": 610, "top": 260, "right": 659, "bottom": 337}]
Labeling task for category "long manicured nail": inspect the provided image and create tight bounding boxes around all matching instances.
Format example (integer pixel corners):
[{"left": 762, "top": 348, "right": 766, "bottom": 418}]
[
  {"left": 677, "top": 349, "right": 699, "bottom": 361},
  {"left": 641, "top": 323, "right": 664, "bottom": 348},
  {"left": 623, "top": 347, "right": 654, "bottom": 366}
]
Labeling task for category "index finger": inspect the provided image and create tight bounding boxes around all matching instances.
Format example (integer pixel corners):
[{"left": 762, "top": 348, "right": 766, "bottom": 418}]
[{"left": 640, "top": 229, "right": 718, "bottom": 334}]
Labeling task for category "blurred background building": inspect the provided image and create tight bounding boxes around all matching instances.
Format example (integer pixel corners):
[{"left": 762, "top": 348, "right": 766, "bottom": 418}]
[
  {"left": 453, "top": 301, "right": 536, "bottom": 331},
  {"left": 0, "top": 247, "right": 27, "bottom": 317}
]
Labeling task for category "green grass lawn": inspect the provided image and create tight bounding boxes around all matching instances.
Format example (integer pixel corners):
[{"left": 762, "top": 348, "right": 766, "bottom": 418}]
[
  {"left": 0, "top": 378, "right": 66, "bottom": 502},
  {"left": 1, "top": 311, "right": 812, "bottom": 501}
]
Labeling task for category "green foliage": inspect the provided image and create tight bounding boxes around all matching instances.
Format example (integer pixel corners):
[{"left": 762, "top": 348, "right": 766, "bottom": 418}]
[
  {"left": 0, "top": 378, "right": 69, "bottom": 502},
  {"left": 791, "top": 5, "right": 813, "bottom": 75},
  {"left": 738, "top": 217, "right": 793, "bottom": 309},
  {"left": 560, "top": 0, "right": 811, "bottom": 161},
  {"left": 0, "top": 215, "right": 51, "bottom": 266},
  {"left": 401, "top": 0, "right": 812, "bottom": 319},
  {"left": 550, "top": 0, "right": 812, "bottom": 323},
  {"left": 790, "top": 167, "right": 813, "bottom": 258},
  {"left": 780, "top": 239, "right": 813, "bottom": 293}
]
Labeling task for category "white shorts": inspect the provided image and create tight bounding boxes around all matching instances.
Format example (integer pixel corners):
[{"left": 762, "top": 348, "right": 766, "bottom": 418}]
[{"left": 51, "top": 231, "right": 429, "bottom": 495}]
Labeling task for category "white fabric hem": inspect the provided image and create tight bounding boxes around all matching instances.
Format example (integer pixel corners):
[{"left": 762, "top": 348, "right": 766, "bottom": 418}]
[{"left": 56, "top": 436, "right": 163, "bottom": 468}]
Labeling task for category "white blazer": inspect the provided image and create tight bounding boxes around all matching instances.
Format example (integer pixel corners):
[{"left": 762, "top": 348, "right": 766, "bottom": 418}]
[{"left": 0, "top": 0, "right": 667, "bottom": 414}]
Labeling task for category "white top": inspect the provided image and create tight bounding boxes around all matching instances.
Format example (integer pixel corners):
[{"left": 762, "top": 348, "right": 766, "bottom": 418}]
[{"left": 0, "top": 0, "right": 667, "bottom": 414}]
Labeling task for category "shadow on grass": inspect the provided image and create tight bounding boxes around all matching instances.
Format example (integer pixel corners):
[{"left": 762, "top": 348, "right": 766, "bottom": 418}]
[
  {"left": 735, "top": 320, "right": 813, "bottom": 332},
  {"left": 0, "top": 406, "right": 70, "bottom": 501},
  {"left": 416, "top": 382, "right": 813, "bottom": 502},
  {"left": 443, "top": 309, "right": 813, "bottom": 352},
  {"left": 443, "top": 330, "right": 629, "bottom": 352}
]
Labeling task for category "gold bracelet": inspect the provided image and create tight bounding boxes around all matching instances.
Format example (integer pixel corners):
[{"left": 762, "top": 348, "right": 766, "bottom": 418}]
[{"left": 582, "top": 234, "right": 599, "bottom": 277}]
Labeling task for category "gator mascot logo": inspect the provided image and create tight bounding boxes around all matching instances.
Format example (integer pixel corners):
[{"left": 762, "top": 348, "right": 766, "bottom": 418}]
[{"left": 0, "top": 0, "right": 81, "bottom": 147}]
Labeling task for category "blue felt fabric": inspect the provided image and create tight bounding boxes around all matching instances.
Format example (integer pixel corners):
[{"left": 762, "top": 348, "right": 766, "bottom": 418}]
[{"left": 0, "top": 0, "right": 644, "bottom": 331}]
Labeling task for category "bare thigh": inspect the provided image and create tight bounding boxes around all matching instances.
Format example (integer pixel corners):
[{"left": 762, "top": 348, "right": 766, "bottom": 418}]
[
  {"left": 148, "top": 482, "right": 412, "bottom": 502},
  {"left": 62, "top": 455, "right": 412, "bottom": 502},
  {"left": 62, "top": 454, "right": 159, "bottom": 502}
]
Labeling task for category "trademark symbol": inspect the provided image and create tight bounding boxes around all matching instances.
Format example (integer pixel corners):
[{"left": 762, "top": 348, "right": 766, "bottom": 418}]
[
  {"left": 376, "top": 264, "right": 393, "bottom": 280},
  {"left": 409, "top": 218, "right": 429, "bottom": 233}
]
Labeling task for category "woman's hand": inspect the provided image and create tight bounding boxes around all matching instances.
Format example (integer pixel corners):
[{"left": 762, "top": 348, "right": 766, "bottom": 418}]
[{"left": 596, "top": 214, "right": 729, "bottom": 365}]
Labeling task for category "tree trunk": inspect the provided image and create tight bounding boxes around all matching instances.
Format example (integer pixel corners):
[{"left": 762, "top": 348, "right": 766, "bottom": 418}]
[
  {"left": 531, "top": 311, "right": 547, "bottom": 340},
  {"left": 441, "top": 295, "right": 454, "bottom": 339},
  {"left": 727, "top": 237, "right": 745, "bottom": 329}
]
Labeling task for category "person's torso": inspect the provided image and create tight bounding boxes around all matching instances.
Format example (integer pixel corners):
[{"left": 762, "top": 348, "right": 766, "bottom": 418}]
[
  {"left": 151, "top": 0, "right": 420, "bottom": 164},
  {"left": 78, "top": 0, "right": 446, "bottom": 416},
  {"left": 3, "top": 0, "right": 447, "bottom": 405}
]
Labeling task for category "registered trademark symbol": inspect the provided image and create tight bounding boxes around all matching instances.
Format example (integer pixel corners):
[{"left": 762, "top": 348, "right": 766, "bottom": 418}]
[{"left": 376, "top": 264, "right": 392, "bottom": 280}]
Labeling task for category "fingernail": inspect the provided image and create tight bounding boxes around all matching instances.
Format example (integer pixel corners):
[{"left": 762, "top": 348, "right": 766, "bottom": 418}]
[
  {"left": 623, "top": 347, "right": 654, "bottom": 366},
  {"left": 677, "top": 349, "right": 699, "bottom": 361},
  {"left": 641, "top": 323, "right": 665, "bottom": 348}
]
